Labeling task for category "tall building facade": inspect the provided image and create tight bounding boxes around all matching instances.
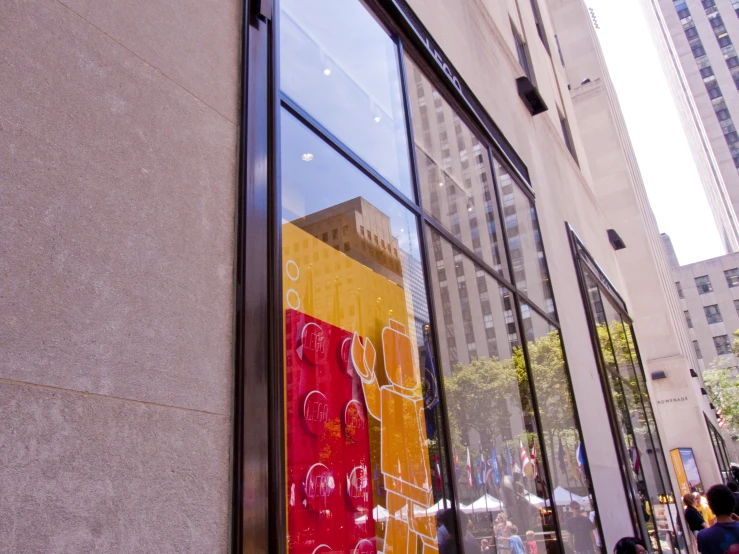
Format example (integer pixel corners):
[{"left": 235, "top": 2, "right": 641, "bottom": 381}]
[
  {"left": 1, "top": 0, "right": 730, "bottom": 553},
  {"left": 663, "top": 234, "right": 739, "bottom": 464},
  {"left": 644, "top": 0, "right": 739, "bottom": 252}
]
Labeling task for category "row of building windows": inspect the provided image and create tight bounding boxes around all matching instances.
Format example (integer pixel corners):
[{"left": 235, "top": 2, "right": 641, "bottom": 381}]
[
  {"left": 693, "top": 334, "right": 733, "bottom": 357},
  {"left": 675, "top": 267, "right": 739, "bottom": 298},
  {"left": 676, "top": 0, "right": 739, "bottom": 168},
  {"left": 683, "top": 300, "right": 739, "bottom": 326}
]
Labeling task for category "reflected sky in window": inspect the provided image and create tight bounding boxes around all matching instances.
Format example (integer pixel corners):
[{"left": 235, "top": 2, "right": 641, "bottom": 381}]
[{"left": 280, "top": 0, "right": 412, "bottom": 197}]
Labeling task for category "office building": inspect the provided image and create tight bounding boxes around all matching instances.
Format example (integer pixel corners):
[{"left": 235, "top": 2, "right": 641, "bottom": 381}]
[
  {"left": 664, "top": 233, "right": 739, "bottom": 462},
  {"left": 1, "top": 0, "right": 730, "bottom": 552},
  {"left": 644, "top": 0, "right": 739, "bottom": 252}
]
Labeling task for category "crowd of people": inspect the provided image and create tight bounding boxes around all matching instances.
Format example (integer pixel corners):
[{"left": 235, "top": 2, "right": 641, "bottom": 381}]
[
  {"left": 433, "top": 483, "right": 739, "bottom": 554},
  {"left": 434, "top": 499, "right": 598, "bottom": 554},
  {"left": 681, "top": 483, "right": 739, "bottom": 554}
]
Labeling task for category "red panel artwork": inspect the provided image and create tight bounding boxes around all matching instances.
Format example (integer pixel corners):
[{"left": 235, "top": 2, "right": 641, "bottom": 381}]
[{"left": 286, "top": 308, "right": 377, "bottom": 554}]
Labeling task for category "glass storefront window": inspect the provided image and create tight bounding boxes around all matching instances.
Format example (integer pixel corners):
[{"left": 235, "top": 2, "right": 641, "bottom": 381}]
[
  {"left": 522, "top": 307, "right": 603, "bottom": 554},
  {"left": 280, "top": 0, "right": 413, "bottom": 197},
  {"left": 427, "top": 228, "right": 558, "bottom": 554},
  {"left": 580, "top": 264, "right": 682, "bottom": 554},
  {"left": 497, "top": 163, "right": 556, "bottom": 319},
  {"left": 405, "top": 56, "right": 509, "bottom": 280},
  {"left": 281, "top": 107, "right": 457, "bottom": 553}
]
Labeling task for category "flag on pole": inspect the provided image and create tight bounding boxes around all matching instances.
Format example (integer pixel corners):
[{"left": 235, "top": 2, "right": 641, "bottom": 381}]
[
  {"left": 521, "top": 440, "right": 533, "bottom": 477},
  {"left": 434, "top": 454, "right": 442, "bottom": 491},
  {"left": 466, "top": 447, "right": 473, "bottom": 488},
  {"left": 506, "top": 443, "right": 514, "bottom": 476},
  {"left": 531, "top": 443, "right": 539, "bottom": 478},
  {"left": 478, "top": 451, "right": 485, "bottom": 487},
  {"left": 558, "top": 437, "right": 566, "bottom": 474},
  {"left": 491, "top": 446, "right": 501, "bottom": 485},
  {"left": 630, "top": 446, "right": 641, "bottom": 474}
]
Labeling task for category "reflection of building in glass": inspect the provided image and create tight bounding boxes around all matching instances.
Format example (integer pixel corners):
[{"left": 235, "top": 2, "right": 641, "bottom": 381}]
[
  {"left": 399, "top": 249, "right": 429, "bottom": 345},
  {"left": 292, "top": 197, "right": 403, "bottom": 286}
]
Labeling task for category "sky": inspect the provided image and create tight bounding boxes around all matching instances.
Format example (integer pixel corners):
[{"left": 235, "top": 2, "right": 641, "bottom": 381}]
[{"left": 586, "top": 0, "right": 726, "bottom": 265}]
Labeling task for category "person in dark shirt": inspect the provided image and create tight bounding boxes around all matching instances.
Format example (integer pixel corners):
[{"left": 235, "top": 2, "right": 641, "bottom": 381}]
[
  {"left": 697, "top": 484, "right": 739, "bottom": 554},
  {"left": 567, "top": 501, "right": 595, "bottom": 554},
  {"left": 685, "top": 493, "right": 709, "bottom": 534},
  {"left": 614, "top": 537, "right": 647, "bottom": 554},
  {"left": 727, "top": 481, "right": 739, "bottom": 517}
]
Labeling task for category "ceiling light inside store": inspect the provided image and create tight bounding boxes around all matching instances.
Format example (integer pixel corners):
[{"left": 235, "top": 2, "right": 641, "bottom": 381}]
[
  {"left": 323, "top": 68, "right": 331, "bottom": 76},
  {"left": 438, "top": 182, "right": 444, "bottom": 187},
  {"left": 301, "top": 153, "right": 314, "bottom": 162},
  {"left": 374, "top": 116, "right": 381, "bottom": 123}
]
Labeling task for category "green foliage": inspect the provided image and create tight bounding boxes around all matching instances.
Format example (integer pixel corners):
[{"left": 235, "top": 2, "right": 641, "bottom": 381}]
[{"left": 703, "top": 331, "right": 739, "bottom": 431}]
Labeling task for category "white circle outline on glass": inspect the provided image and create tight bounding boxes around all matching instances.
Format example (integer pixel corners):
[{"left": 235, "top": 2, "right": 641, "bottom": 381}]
[
  {"left": 286, "top": 289, "right": 300, "bottom": 310},
  {"left": 286, "top": 260, "right": 300, "bottom": 281}
]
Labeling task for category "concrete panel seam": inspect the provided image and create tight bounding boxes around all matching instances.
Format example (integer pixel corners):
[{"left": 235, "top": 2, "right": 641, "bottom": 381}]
[
  {"left": 0, "top": 377, "right": 228, "bottom": 417},
  {"left": 52, "top": 0, "right": 239, "bottom": 127}
]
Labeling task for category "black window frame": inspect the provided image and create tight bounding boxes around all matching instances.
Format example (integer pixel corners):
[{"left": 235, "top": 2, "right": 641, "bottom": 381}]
[{"left": 231, "top": 1, "right": 608, "bottom": 552}]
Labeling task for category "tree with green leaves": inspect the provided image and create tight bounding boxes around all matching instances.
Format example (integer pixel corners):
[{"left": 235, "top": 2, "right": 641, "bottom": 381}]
[{"left": 703, "top": 329, "right": 739, "bottom": 432}]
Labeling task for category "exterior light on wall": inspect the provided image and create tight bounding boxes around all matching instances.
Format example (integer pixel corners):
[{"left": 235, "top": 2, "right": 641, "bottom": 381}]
[
  {"left": 607, "top": 229, "right": 626, "bottom": 250},
  {"left": 301, "top": 153, "right": 314, "bottom": 162},
  {"left": 516, "top": 77, "right": 548, "bottom": 116},
  {"left": 701, "top": 387, "right": 708, "bottom": 395},
  {"left": 690, "top": 368, "right": 698, "bottom": 377},
  {"left": 651, "top": 371, "right": 667, "bottom": 380}
]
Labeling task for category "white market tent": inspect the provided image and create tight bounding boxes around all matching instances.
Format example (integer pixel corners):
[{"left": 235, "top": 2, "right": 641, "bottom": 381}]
[
  {"left": 395, "top": 498, "right": 452, "bottom": 519},
  {"left": 355, "top": 504, "right": 390, "bottom": 524},
  {"left": 522, "top": 490, "right": 547, "bottom": 508},
  {"left": 461, "top": 494, "right": 503, "bottom": 514},
  {"left": 551, "top": 486, "right": 587, "bottom": 507}
]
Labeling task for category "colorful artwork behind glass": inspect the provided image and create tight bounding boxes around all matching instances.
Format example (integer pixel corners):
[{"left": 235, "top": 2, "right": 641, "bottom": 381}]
[{"left": 283, "top": 223, "right": 439, "bottom": 554}]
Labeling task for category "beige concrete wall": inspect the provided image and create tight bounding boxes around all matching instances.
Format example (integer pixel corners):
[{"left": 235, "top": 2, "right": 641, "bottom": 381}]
[{"left": 0, "top": 0, "right": 240, "bottom": 551}]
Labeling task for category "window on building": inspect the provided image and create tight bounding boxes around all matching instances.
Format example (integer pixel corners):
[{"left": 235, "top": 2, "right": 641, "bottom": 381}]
[
  {"left": 530, "top": 0, "right": 550, "bottom": 51},
  {"left": 696, "top": 275, "right": 713, "bottom": 294},
  {"left": 735, "top": 299, "right": 739, "bottom": 316},
  {"left": 725, "top": 268, "right": 739, "bottom": 287},
  {"left": 714, "top": 335, "right": 732, "bottom": 355},
  {"left": 676, "top": 281, "right": 684, "bottom": 298},
  {"left": 513, "top": 25, "right": 533, "bottom": 82},
  {"left": 560, "top": 110, "right": 578, "bottom": 162},
  {"left": 685, "top": 310, "right": 693, "bottom": 328},
  {"left": 705, "top": 304, "right": 723, "bottom": 324},
  {"left": 695, "top": 340, "right": 703, "bottom": 359}
]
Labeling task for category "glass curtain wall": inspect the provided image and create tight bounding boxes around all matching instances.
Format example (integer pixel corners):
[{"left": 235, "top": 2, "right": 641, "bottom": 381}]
[
  {"left": 705, "top": 415, "right": 731, "bottom": 483},
  {"left": 575, "top": 251, "right": 683, "bottom": 554},
  {"left": 277, "top": 1, "right": 600, "bottom": 552}
]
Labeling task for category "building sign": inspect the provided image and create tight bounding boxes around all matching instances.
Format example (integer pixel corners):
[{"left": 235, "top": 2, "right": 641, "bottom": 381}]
[
  {"left": 656, "top": 396, "right": 689, "bottom": 405},
  {"left": 671, "top": 448, "right": 704, "bottom": 495}
]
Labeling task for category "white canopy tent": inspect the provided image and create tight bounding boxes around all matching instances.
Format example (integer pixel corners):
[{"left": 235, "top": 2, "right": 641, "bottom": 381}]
[
  {"left": 355, "top": 504, "right": 390, "bottom": 524},
  {"left": 460, "top": 494, "right": 503, "bottom": 514},
  {"left": 550, "top": 486, "right": 587, "bottom": 507},
  {"left": 522, "top": 490, "right": 547, "bottom": 508}
]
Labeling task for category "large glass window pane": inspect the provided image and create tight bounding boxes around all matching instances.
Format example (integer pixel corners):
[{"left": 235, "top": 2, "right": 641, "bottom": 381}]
[
  {"left": 427, "top": 227, "right": 559, "bottom": 554},
  {"left": 280, "top": 0, "right": 413, "bottom": 196},
  {"left": 405, "top": 56, "right": 509, "bottom": 280},
  {"left": 522, "top": 307, "right": 603, "bottom": 554},
  {"left": 497, "top": 162, "right": 556, "bottom": 319},
  {"left": 281, "top": 109, "right": 454, "bottom": 553}
]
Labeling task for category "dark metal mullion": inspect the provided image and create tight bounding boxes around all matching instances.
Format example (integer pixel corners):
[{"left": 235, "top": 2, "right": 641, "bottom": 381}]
[
  {"left": 397, "top": 36, "right": 466, "bottom": 552},
  {"left": 518, "top": 290, "right": 560, "bottom": 329},
  {"left": 279, "top": 94, "right": 422, "bottom": 218},
  {"left": 567, "top": 226, "right": 643, "bottom": 543},
  {"left": 423, "top": 211, "right": 518, "bottom": 292},
  {"left": 490, "top": 145, "right": 566, "bottom": 554},
  {"left": 526, "top": 209, "right": 608, "bottom": 548},
  {"left": 232, "top": 1, "right": 272, "bottom": 551},
  {"left": 621, "top": 321, "right": 679, "bottom": 497},
  {"left": 552, "top": 322, "right": 608, "bottom": 552},
  {"left": 270, "top": 1, "right": 286, "bottom": 552}
]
